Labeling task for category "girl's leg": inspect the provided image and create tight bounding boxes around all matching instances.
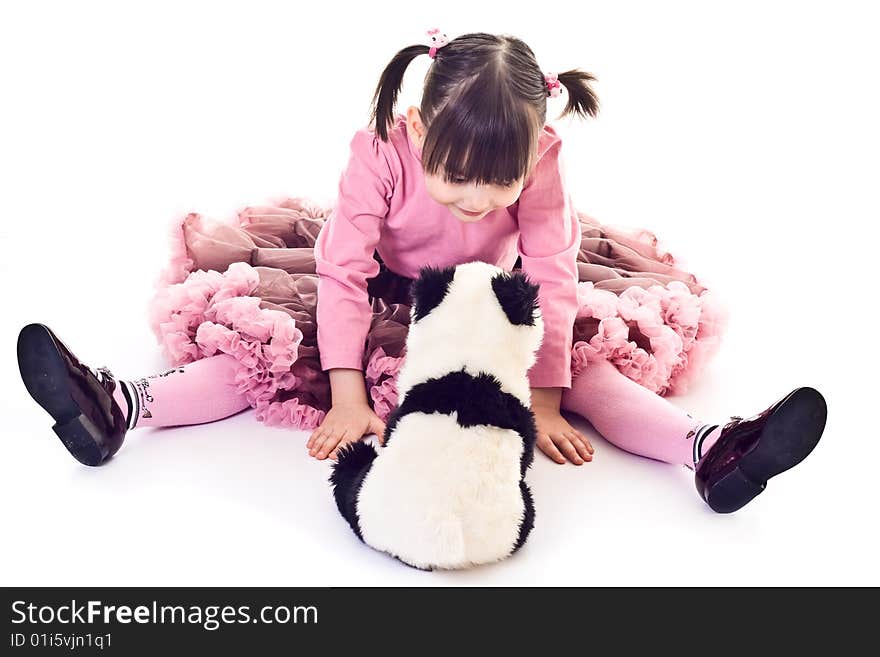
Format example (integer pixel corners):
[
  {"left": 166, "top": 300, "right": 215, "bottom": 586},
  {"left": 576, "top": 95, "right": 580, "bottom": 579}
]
[
  {"left": 560, "top": 358, "right": 722, "bottom": 468},
  {"left": 560, "top": 354, "right": 828, "bottom": 513},
  {"left": 18, "top": 323, "right": 253, "bottom": 466},
  {"left": 111, "top": 354, "right": 250, "bottom": 429}
]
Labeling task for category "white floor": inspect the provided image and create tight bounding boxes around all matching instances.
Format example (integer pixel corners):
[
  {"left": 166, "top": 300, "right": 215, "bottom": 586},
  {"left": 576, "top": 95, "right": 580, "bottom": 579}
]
[{"left": 1, "top": 2, "right": 877, "bottom": 586}]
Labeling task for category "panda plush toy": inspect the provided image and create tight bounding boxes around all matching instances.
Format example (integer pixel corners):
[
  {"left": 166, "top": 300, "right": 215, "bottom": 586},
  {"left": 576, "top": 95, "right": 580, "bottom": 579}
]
[{"left": 330, "top": 261, "right": 544, "bottom": 570}]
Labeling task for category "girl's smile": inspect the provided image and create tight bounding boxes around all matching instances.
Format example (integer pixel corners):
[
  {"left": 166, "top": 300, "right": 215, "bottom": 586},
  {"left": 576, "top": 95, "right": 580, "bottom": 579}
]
[
  {"left": 423, "top": 172, "right": 525, "bottom": 223},
  {"left": 454, "top": 206, "right": 485, "bottom": 217}
]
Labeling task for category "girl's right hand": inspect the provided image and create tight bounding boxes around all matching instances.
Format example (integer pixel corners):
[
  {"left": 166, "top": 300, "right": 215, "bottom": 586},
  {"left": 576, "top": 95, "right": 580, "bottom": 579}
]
[{"left": 307, "top": 402, "right": 387, "bottom": 461}]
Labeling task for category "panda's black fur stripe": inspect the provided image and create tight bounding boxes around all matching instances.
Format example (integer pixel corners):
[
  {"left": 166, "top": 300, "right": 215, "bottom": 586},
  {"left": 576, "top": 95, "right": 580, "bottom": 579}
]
[
  {"left": 384, "top": 368, "right": 538, "bottom": 478},
  {"left": 512, "top": 480, "right": 536, "bottom": 554},
  {"left": 411, "top": 265, "right": 456, "bottom": 321},
  {"left": 329, "top": 441, "right": 379, "bottom": 542}
]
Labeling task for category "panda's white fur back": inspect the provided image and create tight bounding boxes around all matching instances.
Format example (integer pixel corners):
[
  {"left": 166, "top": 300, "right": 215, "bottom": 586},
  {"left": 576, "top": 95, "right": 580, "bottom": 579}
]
[{"left": 357, "top": 412, "right": 526, "bottom": 570}]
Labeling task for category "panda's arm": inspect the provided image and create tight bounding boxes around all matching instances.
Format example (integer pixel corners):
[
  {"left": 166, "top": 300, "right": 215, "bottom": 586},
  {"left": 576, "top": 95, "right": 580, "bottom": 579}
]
[
  {"left": 514, "top": 132, "right": 580, "bottom": 390},
  {"left": 314, "top": 128, "right": 395, "bottom": 372}
]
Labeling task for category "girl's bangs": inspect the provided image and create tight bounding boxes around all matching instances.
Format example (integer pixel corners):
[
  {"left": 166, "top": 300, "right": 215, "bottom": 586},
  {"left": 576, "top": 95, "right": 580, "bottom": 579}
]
[{"left": 421, "top": 79, "right": 539, "bottom": 186}]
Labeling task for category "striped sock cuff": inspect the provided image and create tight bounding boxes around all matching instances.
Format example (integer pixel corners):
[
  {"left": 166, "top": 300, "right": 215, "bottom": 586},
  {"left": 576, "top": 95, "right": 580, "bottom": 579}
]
[
  {"left": 119, "top": 380, "right": 140, "bottom": 430},
  {"left": 692, "top": 423, "right": 720, "bottom": 465}
]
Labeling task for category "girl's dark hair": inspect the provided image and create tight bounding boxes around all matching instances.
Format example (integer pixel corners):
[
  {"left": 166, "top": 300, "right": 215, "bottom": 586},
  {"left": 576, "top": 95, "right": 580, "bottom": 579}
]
[{"left": 369, "top": 33, "right": 599, "bottom": 186}]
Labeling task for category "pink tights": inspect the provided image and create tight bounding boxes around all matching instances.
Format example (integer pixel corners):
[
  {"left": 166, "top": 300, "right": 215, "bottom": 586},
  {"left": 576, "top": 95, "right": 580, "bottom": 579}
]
[
  {"left": 111, "top": 354, "right": 250, "bottom": 429},
  {"left": 113, "top": 354, "right": 721, "bottom": 467},
  {"left": 561, "top": 358, "right": 720, "bottom": 467}
]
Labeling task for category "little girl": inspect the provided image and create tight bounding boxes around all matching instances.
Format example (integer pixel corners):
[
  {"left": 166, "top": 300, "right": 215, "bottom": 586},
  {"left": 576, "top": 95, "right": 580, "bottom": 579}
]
[{"left": 17, "top": 31, "right": 827, "bottom": 514}]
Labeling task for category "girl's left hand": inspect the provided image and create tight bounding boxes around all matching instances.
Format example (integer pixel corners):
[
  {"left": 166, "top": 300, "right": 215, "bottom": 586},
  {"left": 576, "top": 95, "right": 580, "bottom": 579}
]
[{"left": 532, "top": 405, "right": 594, "bottom": 465}]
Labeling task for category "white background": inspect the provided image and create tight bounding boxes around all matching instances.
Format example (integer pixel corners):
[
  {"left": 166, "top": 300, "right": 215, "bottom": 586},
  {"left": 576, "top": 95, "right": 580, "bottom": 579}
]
[{"left": 1, "top": 1, "right": 877, "bottom": 586}]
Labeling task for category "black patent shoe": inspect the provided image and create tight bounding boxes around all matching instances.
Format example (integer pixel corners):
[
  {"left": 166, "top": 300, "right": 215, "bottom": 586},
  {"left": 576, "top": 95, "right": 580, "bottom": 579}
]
[
  {"left": 17, "top": 323, "right": 128, "bottom": 466},
  {"left": 695, "top": 387, "right": 827, "bottom": 513}
]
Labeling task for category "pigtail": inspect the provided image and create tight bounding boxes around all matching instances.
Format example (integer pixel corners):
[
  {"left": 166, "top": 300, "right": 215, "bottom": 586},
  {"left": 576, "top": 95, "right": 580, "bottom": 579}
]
[
  {"left": 369, "top": 44, "right": 431, "bottom": 141},
  {"left": 556, "top": 69, "right": 600, "bottom": 120}
]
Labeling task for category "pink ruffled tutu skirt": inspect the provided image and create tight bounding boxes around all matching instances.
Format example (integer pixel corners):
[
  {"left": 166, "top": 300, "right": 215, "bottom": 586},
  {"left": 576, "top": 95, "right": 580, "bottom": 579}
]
[{"left": 149, "top": 198, "right": 728, "bottom": 431}]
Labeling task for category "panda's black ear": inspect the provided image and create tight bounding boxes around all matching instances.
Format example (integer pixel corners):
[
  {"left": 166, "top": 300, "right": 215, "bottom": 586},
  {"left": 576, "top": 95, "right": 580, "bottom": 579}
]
[
  {"left": 411, "top": 265, "right": 456, "bottom": 321},
  {"left": 491, "top": 272, "right": 540, "bottom": 326}
]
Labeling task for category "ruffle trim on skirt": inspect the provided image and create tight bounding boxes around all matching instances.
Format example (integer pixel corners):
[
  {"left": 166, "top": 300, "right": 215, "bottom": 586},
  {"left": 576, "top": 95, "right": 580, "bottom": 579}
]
[
  {"left": 153, "top": 197, "right": 329, "bottom": 289},
  {"left": 156, "top": 212, "right": 198, "bottom": 289},
  {"left": 149, "top": 260, "right": 326, "bottom": 430},
  {"left": 364, "top": 346, "right": 405, "bottom": 424},
  {"left": 571, "top": 280, "right": 729, "bottom": 396}
]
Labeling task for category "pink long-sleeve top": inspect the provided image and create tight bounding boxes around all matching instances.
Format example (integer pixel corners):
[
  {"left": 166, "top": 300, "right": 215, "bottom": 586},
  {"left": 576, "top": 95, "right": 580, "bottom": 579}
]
[{"left": 314, "top": 114, "right": 580, "bottom": 389}]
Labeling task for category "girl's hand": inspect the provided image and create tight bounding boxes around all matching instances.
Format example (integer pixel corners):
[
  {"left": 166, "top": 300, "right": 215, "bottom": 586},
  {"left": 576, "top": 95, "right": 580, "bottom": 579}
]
[
  {"left": 532, "top": 404, "right": 594, "bottom": 465},
  {"left": 307, "top": 402, "right": 387, "bottom": 461}
]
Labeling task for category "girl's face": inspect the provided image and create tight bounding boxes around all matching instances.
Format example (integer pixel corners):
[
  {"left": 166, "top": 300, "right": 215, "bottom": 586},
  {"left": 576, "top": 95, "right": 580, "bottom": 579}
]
[
  {"left": 423, "top": 173, "right": 525, "bottom": 223},
  {"left": 407, "top": 106, "right": 526, "bottom": 223}
]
